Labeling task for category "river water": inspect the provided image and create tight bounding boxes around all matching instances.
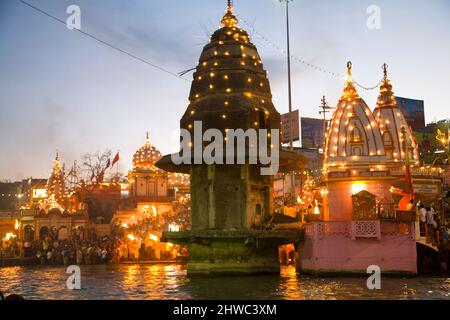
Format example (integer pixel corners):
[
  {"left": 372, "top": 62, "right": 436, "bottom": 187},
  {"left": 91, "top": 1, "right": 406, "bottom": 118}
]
[{"left": 0, "top": 264, "right": 449, "bottom": 300}]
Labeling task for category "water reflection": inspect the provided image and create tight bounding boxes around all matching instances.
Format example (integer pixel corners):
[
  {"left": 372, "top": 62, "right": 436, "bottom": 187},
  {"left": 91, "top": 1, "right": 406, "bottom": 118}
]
[{"left": 0, "top": 264, "right": 448, "bottom": 300}]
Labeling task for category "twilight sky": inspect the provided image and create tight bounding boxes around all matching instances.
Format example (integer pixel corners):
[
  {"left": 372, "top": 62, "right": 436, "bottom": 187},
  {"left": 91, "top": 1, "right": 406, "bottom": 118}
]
[{"left": 0, "top": 0, "right": 449, "bottom": 181}]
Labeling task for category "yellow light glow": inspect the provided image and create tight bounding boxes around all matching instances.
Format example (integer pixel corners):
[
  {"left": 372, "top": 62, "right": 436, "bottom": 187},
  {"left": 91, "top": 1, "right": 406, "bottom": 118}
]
[
  {"left": 168, "top": 224, "right": 180, "bottom": 232},
  {"left": 127, "top": 234, "right": 135, "bottom": 241},
  {"left": 149, "top": 234, "right": 159, "bottom": 242},
  {"left": 314, "top": 200, "right": 320, "bottom": 215},
  {"left": 351, "top": 183, "right": 366, "bottom": 195}
]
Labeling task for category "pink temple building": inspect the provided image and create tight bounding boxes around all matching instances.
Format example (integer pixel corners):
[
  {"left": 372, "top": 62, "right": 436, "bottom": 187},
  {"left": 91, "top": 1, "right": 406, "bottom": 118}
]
[{"left": 298, "top": 63, "right": 422, "bottom": 275}]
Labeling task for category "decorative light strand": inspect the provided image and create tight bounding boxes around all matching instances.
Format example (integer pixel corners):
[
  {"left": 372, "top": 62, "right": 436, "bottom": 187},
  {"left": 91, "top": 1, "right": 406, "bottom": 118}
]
[{"left": 237, "top": 14, "right": 383, "bottom": 91}]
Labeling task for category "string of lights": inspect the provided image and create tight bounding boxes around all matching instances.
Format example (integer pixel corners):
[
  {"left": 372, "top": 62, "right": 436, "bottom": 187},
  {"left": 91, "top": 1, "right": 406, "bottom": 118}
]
[
  {"left": 18, "top": 0, "right": 190, "bottom": 83},
  {"left": 237, "top": 14, "right": 383, "bottom": 91}
]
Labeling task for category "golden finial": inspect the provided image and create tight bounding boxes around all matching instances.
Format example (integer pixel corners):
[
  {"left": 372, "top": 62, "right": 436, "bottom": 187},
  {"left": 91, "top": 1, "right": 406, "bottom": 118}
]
[
  {"left": 145, "top": 132, "right": 152, "bottom": 146},
  {"left": 347, "top": 61, "right": 352, "bottom": 77},
  {"left": 382, "top": 63, "right": 388, "bottom": 79},
  {"left": 342, "top": 61, "right": 359, "bottom": 99},
  {"left": 377, "top": 62, "right": 396, "bottom": 108},
  {"left": 221, "top": 0, "right": 238, "bottom": 27}
]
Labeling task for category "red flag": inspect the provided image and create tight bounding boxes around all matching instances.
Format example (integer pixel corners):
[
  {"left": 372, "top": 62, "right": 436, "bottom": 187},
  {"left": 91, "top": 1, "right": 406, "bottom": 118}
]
[{"left": 112, "top": 152, "right": 120, "bottom": 167}]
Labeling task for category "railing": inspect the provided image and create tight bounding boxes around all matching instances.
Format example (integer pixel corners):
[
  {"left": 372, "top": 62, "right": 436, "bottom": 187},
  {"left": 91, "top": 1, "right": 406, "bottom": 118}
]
[
  {"left": 305, "top": 220, "right": 415, "bottom": 241},
  {"left": 318, "top": 222, "right": 351, "bottom": 239},
  {"left": 351, "top": 221, "right": 381, "bottom": 240}
]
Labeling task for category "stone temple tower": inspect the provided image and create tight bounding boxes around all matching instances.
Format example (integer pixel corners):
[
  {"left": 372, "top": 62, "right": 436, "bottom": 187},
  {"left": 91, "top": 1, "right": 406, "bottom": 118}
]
[
  {"left": 181, "top": 1, "right": 280, "bottom": 231},
  {"left": 157, "top": 2, "right": 302, "bottom": 275}
]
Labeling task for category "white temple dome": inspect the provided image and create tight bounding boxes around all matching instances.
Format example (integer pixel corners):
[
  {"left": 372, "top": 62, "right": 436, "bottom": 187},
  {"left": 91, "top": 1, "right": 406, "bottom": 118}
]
[
  {"left": 325, "top": 62, "right": 387, "bottom": 164},
  {"left": 132, "top": 134, "right": 162, "bottom": 170},
  {"left": 373, "top": 64, "right": 420, "bottom": 164}
]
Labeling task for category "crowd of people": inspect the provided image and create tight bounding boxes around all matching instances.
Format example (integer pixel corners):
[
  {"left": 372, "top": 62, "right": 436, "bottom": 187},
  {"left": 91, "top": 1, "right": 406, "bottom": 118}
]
[
  {"left": 418, "top": 202, "right": 449, "bottom": 247},
  {"left": 1, "top": 236, "right": 116, "bottom": 266}
]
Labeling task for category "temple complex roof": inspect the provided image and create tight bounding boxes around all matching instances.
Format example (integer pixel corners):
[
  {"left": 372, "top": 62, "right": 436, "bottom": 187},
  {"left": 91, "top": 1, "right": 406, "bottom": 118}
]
[
  {"left": 373, "top": 64, "right": 420, "bottom": 164},
  {"left": 131, "top": 133, "right": 163, "bottom": 172},
  {"left": 181, "top": 1, "right": 280, "bottom": 139},
  {"left": 324, "top": 62, "right": 387, "bottom": 167},
  {"left": 46, "top": 151, "right": 66, "bottom": 203}
]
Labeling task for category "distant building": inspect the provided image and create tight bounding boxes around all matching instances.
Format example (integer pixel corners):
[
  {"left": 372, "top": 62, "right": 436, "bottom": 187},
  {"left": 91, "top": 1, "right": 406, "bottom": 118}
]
[
  {"left": 113, "top": 134, "right": 189, "bottom": 226},
  {"left": 0, "top": 182, "right": 22, "bottom": 211},
  {"left": 395, "top": 96, "right": 426, "bottom": 131}
]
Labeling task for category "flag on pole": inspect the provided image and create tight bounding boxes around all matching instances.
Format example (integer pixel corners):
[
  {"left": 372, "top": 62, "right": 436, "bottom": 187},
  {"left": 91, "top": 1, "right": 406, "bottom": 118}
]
[
  {"left": 112, "top": 152, "right": 120, "bottom": 167},
  {"left": 405, "top": 144, "right": 414, "bottom": 197}
]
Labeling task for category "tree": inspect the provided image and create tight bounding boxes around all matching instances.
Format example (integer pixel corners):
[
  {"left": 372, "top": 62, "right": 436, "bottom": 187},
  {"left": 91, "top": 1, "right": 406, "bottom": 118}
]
[{"left": 81, "top": 150, "right": 112, "bottom": 184}]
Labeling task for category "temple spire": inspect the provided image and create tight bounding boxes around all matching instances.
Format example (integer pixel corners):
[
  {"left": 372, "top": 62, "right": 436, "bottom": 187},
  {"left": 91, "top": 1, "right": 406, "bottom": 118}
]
[
  {"left": 383, "top": 62, "right": 388, "bottom": 80},
  {"left": 347, "top": 61, "right": 353, "bottom": 79},
  {"left": 145, "top": 131, "right": 151, "bottom": 146},
  {"left": 221, "top": 0, "right": 238, "bottom": 27},
  {"left": 377, "top": 62, "right": 397, "bottom": 108},
  {"left": 342, "top": 61, "right": 359, "bottom": 100}
]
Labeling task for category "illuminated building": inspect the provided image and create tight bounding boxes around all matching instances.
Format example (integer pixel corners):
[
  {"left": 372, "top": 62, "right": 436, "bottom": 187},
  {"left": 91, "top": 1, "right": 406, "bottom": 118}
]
[
  {"left": 322, "top": 62, "right": 394, "bottom": 221},
  {"left": 114, "top": 134, "right": 174, "bottom": 225},
  {"left": 298, "top": 62, "right": 423, "bottom": 275},
  {"left": 128, "top": 133, "right": 168, "bottom": 199},
  {"left": 158, "top": 2, "right": 303, "bottom": 275},
  {"left": 112, "top": 134, "right": 190, "bottom": 261},
  {"left": 44, "top": 151, "right": 66, "bottom": 207}
]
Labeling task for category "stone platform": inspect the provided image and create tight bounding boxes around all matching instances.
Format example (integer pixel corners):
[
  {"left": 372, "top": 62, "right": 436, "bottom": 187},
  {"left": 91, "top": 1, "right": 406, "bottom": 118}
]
[{"left": 162, "top": 229, "right": 304, "bottom": 276}]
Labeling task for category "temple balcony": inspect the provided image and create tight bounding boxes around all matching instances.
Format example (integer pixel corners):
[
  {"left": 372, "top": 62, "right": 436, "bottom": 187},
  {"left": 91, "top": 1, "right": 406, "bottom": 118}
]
[{"left": 304, "top": 220, "right": 416, "bottom": 241}]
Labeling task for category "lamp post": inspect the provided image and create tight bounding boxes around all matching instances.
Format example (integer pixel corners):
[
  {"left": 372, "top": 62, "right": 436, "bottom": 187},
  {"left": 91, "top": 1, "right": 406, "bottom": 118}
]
[
  {"left": 279, "top": 0, "right": 296, "bottom": 196},
  {"left": 280, "top": 0, "right": 294, "bottom": 152}
]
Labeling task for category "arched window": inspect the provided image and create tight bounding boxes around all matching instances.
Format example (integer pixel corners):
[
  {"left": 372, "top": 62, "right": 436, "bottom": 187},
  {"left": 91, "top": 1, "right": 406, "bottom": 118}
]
[{"left": 351, "top": 127, "right": 361, "bottom": 142}]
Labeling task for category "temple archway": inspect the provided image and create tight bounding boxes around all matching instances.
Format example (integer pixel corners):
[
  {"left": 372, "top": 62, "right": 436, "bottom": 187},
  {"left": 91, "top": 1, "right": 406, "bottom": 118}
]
[
  {"left": 39, "top": 226, "right": 49, "bottom": 240},
  {"left": 24, "top": 225, "right": 34, "bottom": 242}
]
